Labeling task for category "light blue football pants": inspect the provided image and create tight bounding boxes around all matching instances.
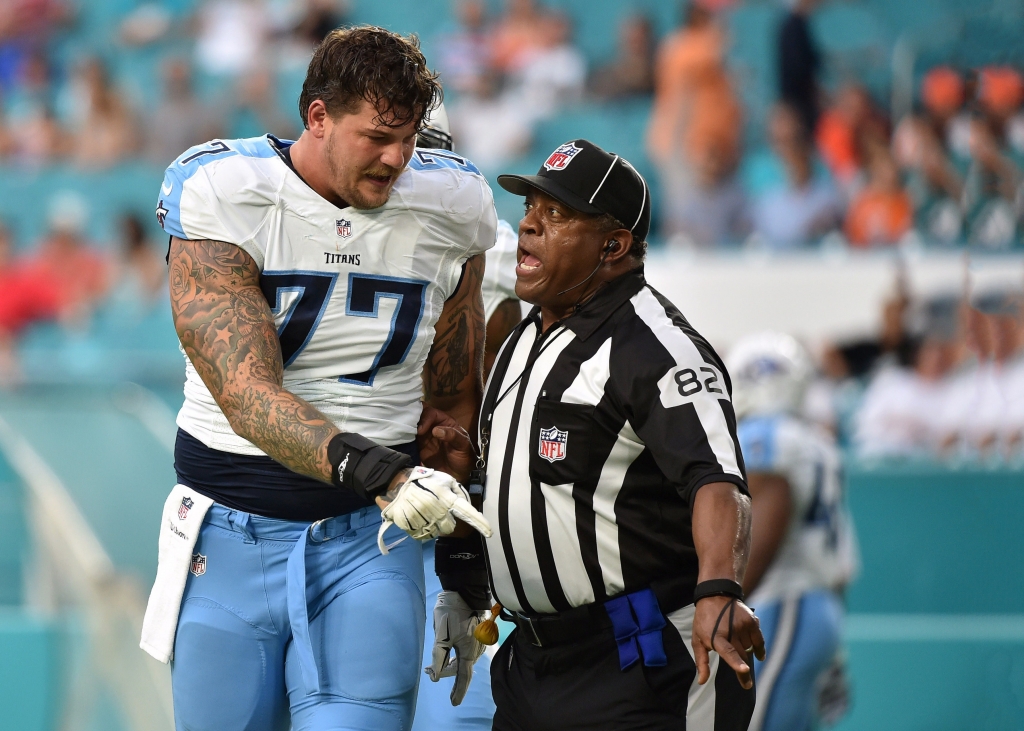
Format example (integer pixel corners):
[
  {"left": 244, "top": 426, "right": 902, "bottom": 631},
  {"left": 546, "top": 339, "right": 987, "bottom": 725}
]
[
  {"left": 170, "top": 504, "right": 425, "bottom": 731},
  {"left": 749, "top": 589, "right": 844, "bottom": 731},
  {"left": 412, "top": 539, "right": 495, "bottom": 730}
]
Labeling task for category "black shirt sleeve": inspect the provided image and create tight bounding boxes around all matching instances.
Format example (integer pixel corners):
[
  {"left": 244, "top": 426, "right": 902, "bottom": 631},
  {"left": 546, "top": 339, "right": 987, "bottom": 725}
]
[{"left": 610, "top": 319, "right": 748, "bottom": 510}]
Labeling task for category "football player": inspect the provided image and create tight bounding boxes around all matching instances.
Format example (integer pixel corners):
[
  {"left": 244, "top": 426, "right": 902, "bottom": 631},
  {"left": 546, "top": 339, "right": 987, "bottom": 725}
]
[
  {"left": 142, "top": 27, "right": 496, "bottom": 731},
  {"left": 727, "top": 332, "right": 860, "bottom": 731},
  {"left": 412, "top": 102, "right": 520, "bottom": 729}
]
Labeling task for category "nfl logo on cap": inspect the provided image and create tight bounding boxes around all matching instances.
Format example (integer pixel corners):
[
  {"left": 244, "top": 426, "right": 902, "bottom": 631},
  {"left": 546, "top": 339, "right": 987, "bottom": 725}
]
[
  {"left": 543, "top": 142, "right": 582, "bottom": 172},
  {"left": 336, "top": 219, "right": 352, "bottom": 238},
  {"left": 538, "top": 426, "right": 568, "bottom": 462},
  {"left": 178, "top": 496, "right": 194, "bottom": 520}
]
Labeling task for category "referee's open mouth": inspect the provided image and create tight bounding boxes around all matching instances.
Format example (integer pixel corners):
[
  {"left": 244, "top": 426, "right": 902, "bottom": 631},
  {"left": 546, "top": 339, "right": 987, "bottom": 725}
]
[{"left": 517, "top": 245, "right": 542, "bottom": 274}]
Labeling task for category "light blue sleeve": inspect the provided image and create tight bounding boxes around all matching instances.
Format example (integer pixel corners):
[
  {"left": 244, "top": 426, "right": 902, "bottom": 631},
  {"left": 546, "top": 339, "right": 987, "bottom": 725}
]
[
  {"left": 156, "top": 140, "right": 239, "bottom": 239},
  {"left": 737, "top": 416, "right": 780, "bottom": 473}
]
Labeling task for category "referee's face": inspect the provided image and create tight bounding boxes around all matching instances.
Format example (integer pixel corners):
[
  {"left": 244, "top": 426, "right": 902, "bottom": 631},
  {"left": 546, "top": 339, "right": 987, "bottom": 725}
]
[{"left": 516, "top": 189, "right": 605, "bottom": 315}]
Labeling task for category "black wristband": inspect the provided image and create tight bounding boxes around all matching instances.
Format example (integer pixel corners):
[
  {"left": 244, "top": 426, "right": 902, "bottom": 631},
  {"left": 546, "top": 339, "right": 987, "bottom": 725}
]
[
  {"left": 693, "top": 579, "right": 744, "bottom": 604},
  {"left": 327, "top": 432, "right": 413, "bottom": 502},
  {"left": 436, "top": 534, "right": 491, "bottom": 611}
]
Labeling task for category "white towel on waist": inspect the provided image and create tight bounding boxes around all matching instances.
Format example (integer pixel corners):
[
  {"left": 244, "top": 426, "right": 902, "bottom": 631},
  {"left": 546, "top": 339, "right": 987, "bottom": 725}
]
[{"left": 140, "top": 484, "right": 213, "bottom": 663}]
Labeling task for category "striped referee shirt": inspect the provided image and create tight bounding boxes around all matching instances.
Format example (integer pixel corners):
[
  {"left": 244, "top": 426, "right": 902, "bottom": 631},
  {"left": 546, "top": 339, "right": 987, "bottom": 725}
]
[{"left": 479, "top": 267, "right": 747, "bottom": 615}]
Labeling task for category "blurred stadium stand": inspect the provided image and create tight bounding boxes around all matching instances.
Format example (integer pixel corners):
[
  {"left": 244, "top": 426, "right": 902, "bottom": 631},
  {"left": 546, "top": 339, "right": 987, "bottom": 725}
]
[{"left": 0, "top": 0, "right": 1022, "bottom": 730}]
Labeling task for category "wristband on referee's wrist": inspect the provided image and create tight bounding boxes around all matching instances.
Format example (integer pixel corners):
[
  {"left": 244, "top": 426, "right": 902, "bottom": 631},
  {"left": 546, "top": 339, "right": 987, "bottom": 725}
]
[
  {"left": 693, "top": 579, "right": 744, "bottom": 604},
  {"left": 327, "top": 432, "right": 413, "bottom": 502}
]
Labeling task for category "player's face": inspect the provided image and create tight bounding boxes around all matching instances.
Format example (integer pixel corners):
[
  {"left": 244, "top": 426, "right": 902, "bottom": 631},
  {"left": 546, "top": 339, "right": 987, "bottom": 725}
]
[
  {"left": 515, "top": 189, "right": 603, "bottom": 310},
  {"left": 321, "top": 99, "right": 419, "bottom": 209}
]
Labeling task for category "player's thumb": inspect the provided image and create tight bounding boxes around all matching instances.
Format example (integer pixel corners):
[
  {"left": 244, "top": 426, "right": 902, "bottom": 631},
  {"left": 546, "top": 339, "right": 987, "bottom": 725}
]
[
  {"left": 433, "top": 425, "right": 471, "bottom": 449},
  {"left": 693, "top": 638, "right": 711, "bottom": 685},
  {"left": 428, "top": 644, "right": 452, "bottom": 682},
  {"left": 451, "top": 500, "right": 493, "bottom": 537}
]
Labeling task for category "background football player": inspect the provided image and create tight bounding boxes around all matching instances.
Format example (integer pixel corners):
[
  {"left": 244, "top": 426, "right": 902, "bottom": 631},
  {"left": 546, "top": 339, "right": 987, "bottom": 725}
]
[
  {"left": 142, "top": 27, "right": 495, "bottom": 731},
  {"left": 728, "top": 332, "right": 860, "bottom": 731}
]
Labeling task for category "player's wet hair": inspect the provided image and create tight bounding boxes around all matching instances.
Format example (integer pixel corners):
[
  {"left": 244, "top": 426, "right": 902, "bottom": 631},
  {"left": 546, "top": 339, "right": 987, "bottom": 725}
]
[
  {"left": 299, "top": 25, "right": 441, "bottom": 130},
  {"left": 593, "top": 212, "right": 647, "bottom": 261}
]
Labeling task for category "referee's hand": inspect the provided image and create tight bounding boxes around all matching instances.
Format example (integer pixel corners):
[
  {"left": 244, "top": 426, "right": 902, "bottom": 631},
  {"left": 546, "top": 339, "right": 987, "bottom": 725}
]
[
  {"left": 692, "top": 596, "right": 765, "bottom": 690},
  {"left": 417, "top": 406, "right": 474, "bottom": 485}
]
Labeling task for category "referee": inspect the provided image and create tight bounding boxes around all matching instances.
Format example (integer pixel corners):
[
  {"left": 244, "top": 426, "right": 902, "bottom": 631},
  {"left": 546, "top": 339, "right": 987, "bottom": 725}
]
[{"left": 419, "top": 139, "right": 764, "bottom": 730}]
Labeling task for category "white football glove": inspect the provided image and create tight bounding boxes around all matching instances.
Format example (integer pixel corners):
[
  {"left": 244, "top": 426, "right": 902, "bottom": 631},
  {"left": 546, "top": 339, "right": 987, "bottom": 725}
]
[
  {"left": 377, "top": 467, "right": 492, "bottom": 554},
  {"left": 424, "top": 590, "right": 486, "bottom": 706}
]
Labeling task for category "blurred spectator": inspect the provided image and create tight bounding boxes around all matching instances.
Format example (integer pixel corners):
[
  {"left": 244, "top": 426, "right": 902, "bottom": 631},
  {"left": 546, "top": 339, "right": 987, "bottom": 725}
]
[
  {"left": 229, "top": 66, "right": 297, "bottom": 140},
  {"left": 68, "top": 58, "right": 140, "bottom": 169},
  {"left": 853, "top": 293, "right": 960, "bottom": 458},
  {"left": 963, "top": 292, "right": 1021, "bottom": 455},
  {"left": 0, "top": 0, "right": 71, "bottom": 90},
  {"left": 504, "top": 12, "right": 585, "bottom": 121},
  {"left": 999, "top": 295, "right": 1024, "bottom": 456},
  {"left": 815, "top": 85, "right": 890, "bottom": 196},
  {"left": 489, "top": 0, "right": 549, "bottom": 74},
  {"left": 892, "top": 73, "right": 965, "bottom": 245},
  {"left": 146, "top": 58, "right": 223, "bottom": 166},
  {"left": 433, "top": 0, "right": 492, "bottom": 96},
  {"left": 0, "top": 220, "right": 60, "bottom": 383},
  {"left": 917, "top": 66, "right": 971, "bottom": 162},
  {"left": 927, "top": 299, "right": 994, "bottom": 457},
  {"left": 4, "top": 50, "right": 53, "bottom": 122},
  {"left": 15, "top": 104, "right": 65, "bottom": 166},
  {"left": 777, "top": 0, "right": 821, "bottom": 137},
  {"left": 824, "top": 274, "right": 916, "bottom": 380},
  {"left": 273, "top": 0, "right": 349, "bottom": 70},
  {"left": 588, "top": 15, "right": 655, "bottom": 101},
  {"left": 119, "top": 3, "right": 173, "bottom": 46},
  {"left": 290, "top": 0, "right": 347, "bottom": 46},
  {"left": 5, "top": 51, "right": 66, "bottom": 165},
  {"left": 108, "top": 213, "right": 166, "bottom": 309},
  {"left": 978, "top": 66, "right": 1024, "bottom": 139},
  {"left": 751, "top": 103, "right": 841, "bottom": 248},
  {"left": 671, "top": 139, "right": 750, "bottom": 248},
  {"left": 18, "top": 192, "right": 111, "bottom": 324},
  {"left": 449, "top": 72, "right": 531, "bottom": 169},
  {"left": 648, "top": 2, "right": 743, "bottom": 238},
  {"left": 853, "top": 336, "right": 950, "bottom": 458},
  {"left": 962, "top": 116, "right": 1020, "bottom": 248},
  {"left": 447, "top": 2, "right": 582, "bottom": 168},
  {"left": 844, "top": 145, "right": 913, "bottom": 247},
  {"left": 195, "top": 0, "right": 268, "bottom": 77}
]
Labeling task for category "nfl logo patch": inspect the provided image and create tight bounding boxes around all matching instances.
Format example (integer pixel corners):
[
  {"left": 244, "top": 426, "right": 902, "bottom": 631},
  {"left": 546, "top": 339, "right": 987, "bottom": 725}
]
[
  {"left": 539, "top": 426, "right": 568, "bottom": 463},
  {"left": 336, "top": 219, "right": 352, "bottom": 238},
  {"left": 543, "top": 142, "right": 582, "bottom": 171},
  {"left": 178, "top": 497, "right": 194, "bottom": 520},
  {"left": 190, "top": 553, "right": 206, "bottom": 576}
]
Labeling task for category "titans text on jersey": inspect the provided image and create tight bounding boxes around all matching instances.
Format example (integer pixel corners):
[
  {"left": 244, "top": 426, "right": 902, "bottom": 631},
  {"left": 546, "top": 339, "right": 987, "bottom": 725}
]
[{"left": 158, "top": 135, "right": 497, "bottom": 454}]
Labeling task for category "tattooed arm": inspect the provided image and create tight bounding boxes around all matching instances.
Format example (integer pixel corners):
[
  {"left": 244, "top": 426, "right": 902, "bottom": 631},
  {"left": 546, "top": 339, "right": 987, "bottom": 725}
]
[
  {"left": 423, "top": 254, "right": 486, "bottom": 434},
  {"left": 484, "top": 298, "right": 522, "bottom": 379},
  {"left": 168, "top": 236, "right": 341, "bottom": 483}
]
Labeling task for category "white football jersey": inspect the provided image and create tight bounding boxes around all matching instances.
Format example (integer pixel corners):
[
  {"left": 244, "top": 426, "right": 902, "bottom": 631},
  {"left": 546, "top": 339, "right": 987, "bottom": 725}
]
[
  {"left": 158, "top": 136, "right": 497, "bottom": 454},
  {"left": 482, "top": 219, "right": 519, "bottom": 321},
  {"left": 737, "top": 414, "right": 859, "bottom": 604}
]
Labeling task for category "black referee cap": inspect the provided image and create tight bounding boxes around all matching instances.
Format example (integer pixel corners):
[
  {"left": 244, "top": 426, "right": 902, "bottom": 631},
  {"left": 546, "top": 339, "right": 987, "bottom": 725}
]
[{"left": 497, "top": 139, "right": 652, "bottom": 244}]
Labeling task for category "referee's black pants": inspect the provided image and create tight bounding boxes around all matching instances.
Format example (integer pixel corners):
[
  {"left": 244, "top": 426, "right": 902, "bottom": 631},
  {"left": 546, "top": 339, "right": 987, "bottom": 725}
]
[{"left": 490, "top": 604, "right": 755, "bottom": 731}]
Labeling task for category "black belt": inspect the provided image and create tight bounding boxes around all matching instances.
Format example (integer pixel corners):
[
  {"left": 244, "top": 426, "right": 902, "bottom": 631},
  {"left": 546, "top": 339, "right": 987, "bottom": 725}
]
[
  {"left": 511, "top": 600, "right": 611, "bottom": 647},
  {"left": 510, "top": 576, "right": 696, "bottom": 648}
]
